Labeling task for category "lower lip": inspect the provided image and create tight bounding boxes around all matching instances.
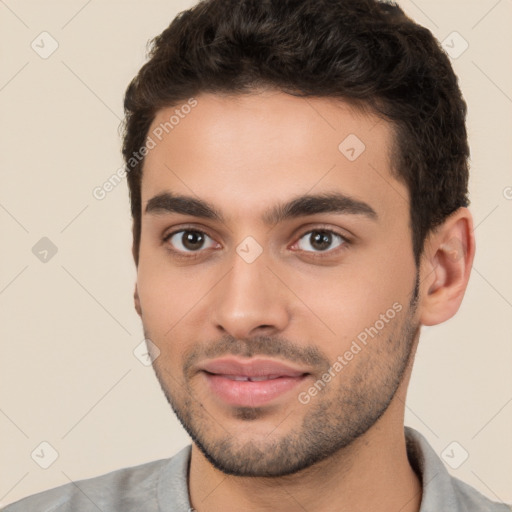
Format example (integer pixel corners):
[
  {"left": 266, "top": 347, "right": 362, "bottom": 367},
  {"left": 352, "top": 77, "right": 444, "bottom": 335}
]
[{"left": 203, "top": 372, "right": 307, "bottom": 407}]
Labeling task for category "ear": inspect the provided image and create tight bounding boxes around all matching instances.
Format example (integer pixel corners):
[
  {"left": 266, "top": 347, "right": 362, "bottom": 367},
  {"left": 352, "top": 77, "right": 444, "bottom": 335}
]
[
  {"left": 134, "top": 283, "right": 142, "bottom": 317},
  {"left": 418, "top": 207, "right": 475, "bottom": 326}
]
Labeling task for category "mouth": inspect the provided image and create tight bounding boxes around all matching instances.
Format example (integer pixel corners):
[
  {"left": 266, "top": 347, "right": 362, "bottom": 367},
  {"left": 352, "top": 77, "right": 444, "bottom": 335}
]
[
  {"left": 199, "top": 357, "right": 310, "bottom": 407},
  {"left": 213, "top": 374, "right": 291, "bottom": 382}
]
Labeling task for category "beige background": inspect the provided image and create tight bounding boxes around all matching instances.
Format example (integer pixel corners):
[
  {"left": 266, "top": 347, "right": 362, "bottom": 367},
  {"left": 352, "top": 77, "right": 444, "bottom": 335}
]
[{"left": 1, "top": 0, "right": 511, "bottom": 507}]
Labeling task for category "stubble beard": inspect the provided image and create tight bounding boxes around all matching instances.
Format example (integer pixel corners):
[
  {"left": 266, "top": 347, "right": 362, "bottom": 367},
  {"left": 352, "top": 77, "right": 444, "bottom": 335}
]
[{"left": 147, "top": 297, "right": 419, "bottom": 477}]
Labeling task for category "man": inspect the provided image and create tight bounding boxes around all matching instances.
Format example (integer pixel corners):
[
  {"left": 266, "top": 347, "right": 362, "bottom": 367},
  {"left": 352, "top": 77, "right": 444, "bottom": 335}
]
[{"left": 4, "top": 0, "right": 510, "bottom": 510}]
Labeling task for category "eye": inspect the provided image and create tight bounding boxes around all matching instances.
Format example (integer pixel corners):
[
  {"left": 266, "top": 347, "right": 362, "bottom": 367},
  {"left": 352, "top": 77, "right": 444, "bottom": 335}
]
[
  {"left": 294, "top": 229, "right": 347, "bottom": 254},
  {"left": 164, "top": 229, "right": 218, "bottom": 253}
]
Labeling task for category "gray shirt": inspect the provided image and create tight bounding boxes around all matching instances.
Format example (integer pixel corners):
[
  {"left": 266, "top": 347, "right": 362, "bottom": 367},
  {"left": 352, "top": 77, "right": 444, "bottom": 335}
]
[{"left": 3, "top": 427, "right": 510, "bottom": 511}]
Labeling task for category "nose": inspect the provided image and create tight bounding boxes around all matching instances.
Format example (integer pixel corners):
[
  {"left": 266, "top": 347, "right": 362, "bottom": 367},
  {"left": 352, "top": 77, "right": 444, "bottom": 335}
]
[{"left": 210, "top": 250, "right": 291, "bottom": 340}]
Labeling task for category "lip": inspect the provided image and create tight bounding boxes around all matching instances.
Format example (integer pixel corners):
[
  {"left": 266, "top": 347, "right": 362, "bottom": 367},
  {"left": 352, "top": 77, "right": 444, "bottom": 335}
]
[
  {"left": 201, "top": 357, "right": 308, "bottom": 378},
  {"left": 200, "top": 357, "right": 309, "bottom": 407}
]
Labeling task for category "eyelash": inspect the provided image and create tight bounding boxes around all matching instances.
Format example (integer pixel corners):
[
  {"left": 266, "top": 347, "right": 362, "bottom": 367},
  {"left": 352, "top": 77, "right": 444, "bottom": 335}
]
[{"left": 162, "top": 225, "right": 351, "bottom": 260}]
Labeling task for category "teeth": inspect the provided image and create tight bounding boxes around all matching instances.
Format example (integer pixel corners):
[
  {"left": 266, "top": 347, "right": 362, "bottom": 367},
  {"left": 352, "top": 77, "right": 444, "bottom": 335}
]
[{"left": 224, "top": 375, "right": 280, "bottom": 381}]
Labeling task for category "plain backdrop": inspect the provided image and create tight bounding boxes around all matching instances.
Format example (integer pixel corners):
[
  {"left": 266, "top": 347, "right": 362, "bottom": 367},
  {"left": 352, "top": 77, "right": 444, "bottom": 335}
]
[{"left": 1, "top": 0, "right": 511, "bottom": 507}]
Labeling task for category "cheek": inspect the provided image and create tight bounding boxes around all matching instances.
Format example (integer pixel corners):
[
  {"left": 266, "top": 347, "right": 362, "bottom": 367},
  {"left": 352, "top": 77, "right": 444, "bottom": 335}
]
[
  {"left": 136, "top": 255, "right": 183, "bottom": 329},
  {"left": 287, "top": 258, "right": 412, "bottom": 343},
  {"left": 136, "top": 252, "right": 217, "bottom": 336},
  {"left": 295, "top": 282, "right": 378, "bottom": 343}
]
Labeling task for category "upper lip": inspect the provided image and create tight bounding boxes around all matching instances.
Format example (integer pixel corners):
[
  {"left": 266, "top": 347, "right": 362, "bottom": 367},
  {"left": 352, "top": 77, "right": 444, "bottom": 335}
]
[{"left": 200, "top": 357, "right": 309, "bottom": 378}]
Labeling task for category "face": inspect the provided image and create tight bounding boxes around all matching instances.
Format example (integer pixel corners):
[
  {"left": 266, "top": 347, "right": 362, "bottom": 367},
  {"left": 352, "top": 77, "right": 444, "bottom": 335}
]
[{"left": 135, "top": 90, "right": 420, "bottom": 477}]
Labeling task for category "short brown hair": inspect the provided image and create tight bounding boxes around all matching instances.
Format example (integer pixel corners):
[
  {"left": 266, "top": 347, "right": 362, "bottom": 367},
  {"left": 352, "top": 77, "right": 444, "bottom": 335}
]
[{"left": 122, "top": 0, "right": 469, "bottom": 266}]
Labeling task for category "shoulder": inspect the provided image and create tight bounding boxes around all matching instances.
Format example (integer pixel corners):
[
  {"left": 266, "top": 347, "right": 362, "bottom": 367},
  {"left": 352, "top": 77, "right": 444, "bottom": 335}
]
[
  {"left": 450, "top": 475, "right": 512, "bottom": 512},
  {"left": 1, "top": 454, "right": 182, "bottom": 512},
  {"left": 404, "top": 426, "right": 511, "bottom": 512}
]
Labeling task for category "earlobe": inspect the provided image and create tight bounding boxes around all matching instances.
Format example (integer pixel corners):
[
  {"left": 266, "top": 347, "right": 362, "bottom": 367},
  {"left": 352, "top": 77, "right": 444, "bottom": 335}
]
[
  {"left": 134, "top": 284, "right": 142, "bottom": 316},
  {"left": 419, "top": 208, "right": 475, "bottom": 326}
]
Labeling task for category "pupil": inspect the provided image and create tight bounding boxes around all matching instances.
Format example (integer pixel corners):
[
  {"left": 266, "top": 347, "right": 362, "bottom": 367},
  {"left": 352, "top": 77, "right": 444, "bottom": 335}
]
[
  {"left": 183, "top": 231, "right": 204, "bottom": 250},
  {"left": 311, "top": 231, "right": 331, "bottom": 250}
]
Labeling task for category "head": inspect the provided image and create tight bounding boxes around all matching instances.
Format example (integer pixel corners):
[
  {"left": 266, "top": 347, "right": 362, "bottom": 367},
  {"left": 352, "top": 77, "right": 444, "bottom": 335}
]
[{"left": 122, "top": 0, "right": 475, "bottom": 477}]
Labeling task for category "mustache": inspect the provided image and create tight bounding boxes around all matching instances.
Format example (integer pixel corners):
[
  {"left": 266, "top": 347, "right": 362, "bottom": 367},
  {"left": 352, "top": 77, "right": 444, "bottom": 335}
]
[{"left": 182, "top": 334, "right": 331, "bottom": 376}]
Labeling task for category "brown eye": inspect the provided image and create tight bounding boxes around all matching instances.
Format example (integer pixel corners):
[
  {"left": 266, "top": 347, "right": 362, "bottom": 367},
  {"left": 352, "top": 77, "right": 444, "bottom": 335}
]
[
  {"left": 165, "top": 230, "right": 217, "bottom": 253},
  {"left": 296, "top": 230, "right": 346, "bottom": 253}
]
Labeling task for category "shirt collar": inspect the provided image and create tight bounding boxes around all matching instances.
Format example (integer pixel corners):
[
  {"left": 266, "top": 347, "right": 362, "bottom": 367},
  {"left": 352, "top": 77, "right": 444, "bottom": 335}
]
[{"left": 405, "top": 426, "right": 461, "bottom": 511}]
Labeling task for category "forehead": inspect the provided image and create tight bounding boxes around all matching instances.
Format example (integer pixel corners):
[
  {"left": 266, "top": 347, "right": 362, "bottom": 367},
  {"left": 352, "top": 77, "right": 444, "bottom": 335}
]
[{"left": 141, "top": 91, "right": 408, "bottom": 224}]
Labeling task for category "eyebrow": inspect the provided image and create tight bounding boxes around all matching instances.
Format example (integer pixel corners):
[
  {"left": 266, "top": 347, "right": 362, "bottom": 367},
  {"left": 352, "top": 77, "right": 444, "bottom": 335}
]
[{"left": 145, "top": 191, "right": 378, "bottom": 225}]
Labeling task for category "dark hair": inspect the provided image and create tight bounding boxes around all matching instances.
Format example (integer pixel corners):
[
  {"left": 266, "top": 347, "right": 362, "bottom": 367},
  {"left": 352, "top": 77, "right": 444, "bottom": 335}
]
[{"left": 122, "top": 0, "right": 469, "bottom": 266}]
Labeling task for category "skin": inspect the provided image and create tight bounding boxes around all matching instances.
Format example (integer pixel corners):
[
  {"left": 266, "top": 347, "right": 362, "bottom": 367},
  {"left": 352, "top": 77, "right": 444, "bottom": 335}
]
[{"left": 133, "top": 90, "right": 475, "bottom": 512}]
